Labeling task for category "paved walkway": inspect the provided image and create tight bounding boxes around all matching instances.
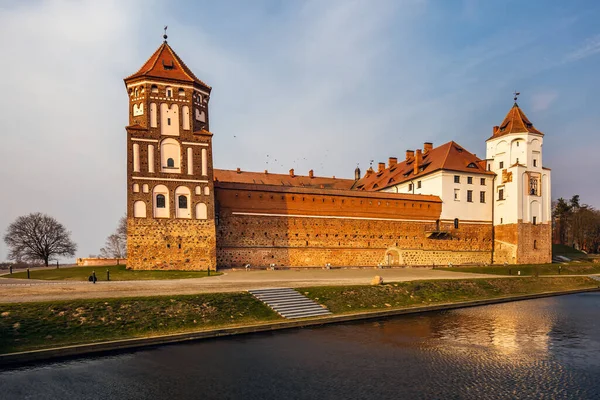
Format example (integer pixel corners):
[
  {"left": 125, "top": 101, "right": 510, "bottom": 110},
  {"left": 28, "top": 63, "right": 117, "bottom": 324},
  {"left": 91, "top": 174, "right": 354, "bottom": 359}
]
[{"left": 0, "top": 268, "right": 496, "bottom": 303}]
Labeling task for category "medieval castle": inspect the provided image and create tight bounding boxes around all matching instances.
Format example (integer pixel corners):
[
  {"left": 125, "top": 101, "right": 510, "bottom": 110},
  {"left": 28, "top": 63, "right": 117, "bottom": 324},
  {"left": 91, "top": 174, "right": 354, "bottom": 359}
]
[{"left": 125, "top": 38, "right": 552, "bottom": 270}]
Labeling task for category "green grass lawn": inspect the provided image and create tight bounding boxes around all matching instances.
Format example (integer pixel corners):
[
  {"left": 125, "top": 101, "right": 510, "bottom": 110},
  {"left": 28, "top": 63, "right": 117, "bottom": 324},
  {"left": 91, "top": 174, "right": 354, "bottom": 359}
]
[
  {"left": 0, "top": 292, "right": 281, "bottom": 354},
  {"left": 300, "top": 276, "right": 598, "bottom": 314},
  {"left": 438, "top": 263, "right": 600, "bottom": 276},
  {"left": 553, "top": 244, "right": 588, "bottom": 258},
  {"left": 3, "top": 265, "right": 221, "bottom": 281},
  {"left": 0, "top": 277, "right": 597, "bottom": 354}
]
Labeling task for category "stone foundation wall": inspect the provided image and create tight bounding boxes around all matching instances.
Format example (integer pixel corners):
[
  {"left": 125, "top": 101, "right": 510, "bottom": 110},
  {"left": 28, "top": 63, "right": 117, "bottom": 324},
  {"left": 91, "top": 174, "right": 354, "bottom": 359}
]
[
  {"left": 127, "top": 218, "right": 217, "bottom": 270},
  {"left": 76, "top": 258, "right": 127, "bottom": 266},
  {"left": 494, "top": 222, "right": 552, "bottom": 264}
]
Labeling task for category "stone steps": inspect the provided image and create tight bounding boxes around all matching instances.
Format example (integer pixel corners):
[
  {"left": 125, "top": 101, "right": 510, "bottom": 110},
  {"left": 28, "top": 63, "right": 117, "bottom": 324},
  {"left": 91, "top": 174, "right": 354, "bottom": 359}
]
[{"left": 249, "top": 288, "right": 332, "bottom": 319}]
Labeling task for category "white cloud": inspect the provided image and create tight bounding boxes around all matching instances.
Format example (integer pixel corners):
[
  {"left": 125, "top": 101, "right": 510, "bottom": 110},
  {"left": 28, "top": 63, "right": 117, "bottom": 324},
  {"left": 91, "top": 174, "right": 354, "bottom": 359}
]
[
  {"left": 530, "top": 91, "right": 558, "bottom": 112},
  {"left": 564, "top": 34, "right": 600, "bottom": 63}
]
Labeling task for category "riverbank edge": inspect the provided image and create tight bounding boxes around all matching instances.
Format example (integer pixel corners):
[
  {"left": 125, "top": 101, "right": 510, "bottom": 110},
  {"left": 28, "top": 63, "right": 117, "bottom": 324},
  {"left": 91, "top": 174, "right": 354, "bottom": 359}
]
[{"left": 2, "top": 286, "right": 599, "bottom": 367}]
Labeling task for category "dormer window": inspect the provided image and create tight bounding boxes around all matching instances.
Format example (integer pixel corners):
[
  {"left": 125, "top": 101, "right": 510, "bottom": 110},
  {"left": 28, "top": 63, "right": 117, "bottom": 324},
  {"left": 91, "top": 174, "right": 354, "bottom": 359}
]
[{"left": 467, "top": 162, "right": 477, "bottom": 168}]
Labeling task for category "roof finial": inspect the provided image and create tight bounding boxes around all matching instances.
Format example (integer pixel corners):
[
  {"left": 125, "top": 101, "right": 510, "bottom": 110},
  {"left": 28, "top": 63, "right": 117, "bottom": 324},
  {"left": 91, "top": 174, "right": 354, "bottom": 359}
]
[
  {"left": 513, "top": 90, "right": 520, "bottom": 105},
  {"left": 163, "top": 26, "right": 168, "bottom": 42}
]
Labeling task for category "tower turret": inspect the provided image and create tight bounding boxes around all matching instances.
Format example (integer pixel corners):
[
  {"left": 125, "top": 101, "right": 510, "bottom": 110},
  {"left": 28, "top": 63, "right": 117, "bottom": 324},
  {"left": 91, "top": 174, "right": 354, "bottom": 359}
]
[{"left": 124, "top": 35, "right": 217, "bottom": 271}]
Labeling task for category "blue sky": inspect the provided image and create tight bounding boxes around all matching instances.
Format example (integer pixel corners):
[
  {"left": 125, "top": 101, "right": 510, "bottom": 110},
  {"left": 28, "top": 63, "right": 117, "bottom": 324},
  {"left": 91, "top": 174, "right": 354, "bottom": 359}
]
[{"left": 1, "top": 0, "right": 599, "bottom": 261}]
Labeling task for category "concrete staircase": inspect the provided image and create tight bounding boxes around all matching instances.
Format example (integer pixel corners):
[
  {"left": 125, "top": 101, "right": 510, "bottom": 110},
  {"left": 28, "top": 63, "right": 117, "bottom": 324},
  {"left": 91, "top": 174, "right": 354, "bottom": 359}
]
[{"left": 249, "top": 288, "right": 332, "bottom": 319}]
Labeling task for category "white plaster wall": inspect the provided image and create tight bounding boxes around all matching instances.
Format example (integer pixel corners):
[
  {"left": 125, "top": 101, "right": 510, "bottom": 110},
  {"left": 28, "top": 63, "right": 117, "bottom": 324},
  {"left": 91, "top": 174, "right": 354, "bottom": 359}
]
[
  {"left": 160, "top": 103, "right": 180, "bottom": 136},
  {"left": 133, "top": 201, "right": 146, "bottom": 218},
  {"left": 160, "top": 138, "right": 181, "bottom": 173},
  {"left": 187, "top": 147, "right": 193, "bottom": 175},
  {"left": 196, "top": 203, "right": 207, "bottom": 219},
  {"left": 148, "top": 145, "right": 155, "bottom": 173},
  {"left": 382, "top": 170, "right": 492, "bottom": 222},
  {"left": 182, "top": 106, "right": 190, "bottom": 130},
  {"left": 150, "top": 103, "right": 157, "bottom": 128},
  {"left": 201, "top": 148, "right": 208, "bottom": 176},
  {"left": 486, "top": 132, "right": 549, "bottom": 226},
  {"left": 133, "top": 143, "right": 140, "bottom": 172}
]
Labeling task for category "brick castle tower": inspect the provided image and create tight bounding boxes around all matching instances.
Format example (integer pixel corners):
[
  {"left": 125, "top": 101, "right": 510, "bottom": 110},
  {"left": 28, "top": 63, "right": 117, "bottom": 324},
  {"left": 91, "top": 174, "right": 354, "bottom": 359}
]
[
  {"left": 124, "top": 33, "right": 217, "bottom": 270},
  {"left": 486, "top": 100, "right": 552, "bottom": 264}
]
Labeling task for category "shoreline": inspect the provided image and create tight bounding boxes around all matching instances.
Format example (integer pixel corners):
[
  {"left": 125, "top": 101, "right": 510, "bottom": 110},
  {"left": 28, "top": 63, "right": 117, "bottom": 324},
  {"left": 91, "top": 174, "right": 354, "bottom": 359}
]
[{"left": 2, "top": 286, "right": 598, "bottom": 368}]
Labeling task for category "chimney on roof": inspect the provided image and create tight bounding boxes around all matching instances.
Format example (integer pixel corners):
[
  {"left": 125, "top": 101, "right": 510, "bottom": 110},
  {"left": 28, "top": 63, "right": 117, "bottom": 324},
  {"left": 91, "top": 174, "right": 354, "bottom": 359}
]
[
  {"left": 493, "top": 126, "right": 499, "bottom": 135},
  {"left": 424, "top": 142, "right": 433, "bottom": 154},
  {"left": 378, "top": 162, "right": 385, "bottom": 173},
  {"left": 264, "top": 170, "right": 268, "bottom": 174},
  {"left": 309, "top": 169, "right": 314, "bottom": 178},
  {"left": 413, "top": 149, "right": 422, "bottom": 175},
  {"left": 406, "top": 150, "right": 414, "bottom": 161},
  {"left": 388, "top": 157, "right": 398, "bottom": 168},
  {"left": 236, "top": 167, "right": 241, "bottom": 174},
  {"left": 354, "top": 166, "right": 361, "bottom": 180},
  {"left": 289, "top": 168, "right": 295, "bottom": 178}
]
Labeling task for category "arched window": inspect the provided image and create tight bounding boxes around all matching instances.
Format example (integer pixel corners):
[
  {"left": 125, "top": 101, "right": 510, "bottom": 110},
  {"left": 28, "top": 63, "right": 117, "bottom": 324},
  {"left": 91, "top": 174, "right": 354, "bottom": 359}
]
[
  {"left": 175, "top": 186, "right": 191, "bottom": 218},
  {"left": 156, "top": 194, "right": 166, "bottom": 208},
  {"left": 178, "top": 195, "right": 188, "bottom": 209},
  {"left": 167, "top": 158, "right": 175, "bottom": 168},
  {"left": 454, "top": 218, "right": 459, "bottom": 229},
  {"left": 153, "top": 185, "right": 169, "bottom": 218},
  {"left": 151, "top": 85, "right": 158, "bottom": 93}
]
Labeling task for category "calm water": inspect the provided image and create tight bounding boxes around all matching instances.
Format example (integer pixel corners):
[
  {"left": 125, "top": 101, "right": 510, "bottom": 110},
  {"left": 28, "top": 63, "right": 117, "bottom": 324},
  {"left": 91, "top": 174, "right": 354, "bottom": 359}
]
[{"left": 1, "top": 293, "right": 599, "bottom": 400}]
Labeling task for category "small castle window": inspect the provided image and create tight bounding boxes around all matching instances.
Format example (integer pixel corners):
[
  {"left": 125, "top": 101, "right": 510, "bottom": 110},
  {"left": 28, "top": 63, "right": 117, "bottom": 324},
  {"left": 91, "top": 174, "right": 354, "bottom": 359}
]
[
  {"left": 417, "top": 181, "right": 421, "bottom": 189},
  {"left": 499, "top": 161, "right": 504, "bottom": 169},
  {"left": 467, "top": 177, "right": 473, "bottom": 184},
  {"left": 533, "top": 216, "right": 537, "bottom": 225},
  {"left": 167, "top": 118, "right": 171, "bottom": 126},
  {"left": 167, "top": 158, "right": 175, "bottom": 168},
  {"left": 454, "top": 218, "right": 459, "bottom": 229},
  {"left": 533, "top": 159, "right": 537, "bottom": 167},
  {"left": 480, "top": 178, "right": 486, "bottom": 185},
  {"left": 454, "top": 175, "right": 460, "bottom": 183},
  {"left": 166, "top": 89, "right": 173, "bottom": 98},
  {"left": 151, "top": 85, "right": 158, "bottom": 93},
  {"left": 179, "top": 195, "right": 188, "bottom": 209},
  {"left": 156, "top": 194, "right": 166, "bottom": 208},
  {"left": 498, "top": 188, "right": 504, "bottom": 200},
  {"left": 534, "top": 239, "right": 537, "bottom": 249},
  {"left": 178, "top": 88, "right": 185, "bottom": 96}
]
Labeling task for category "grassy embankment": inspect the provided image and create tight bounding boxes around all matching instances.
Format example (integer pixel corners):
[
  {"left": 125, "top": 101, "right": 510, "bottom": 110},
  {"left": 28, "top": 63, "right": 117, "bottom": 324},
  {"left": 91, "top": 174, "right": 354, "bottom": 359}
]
[
  {"left": 3, "top": 265, "right": 220, "bottom": 281},
  {"left": 1, "top": 276, "right": 598, "bottom": 355},
  {"left": 439, "top": 263, "right": 600, "bottom": 276}
]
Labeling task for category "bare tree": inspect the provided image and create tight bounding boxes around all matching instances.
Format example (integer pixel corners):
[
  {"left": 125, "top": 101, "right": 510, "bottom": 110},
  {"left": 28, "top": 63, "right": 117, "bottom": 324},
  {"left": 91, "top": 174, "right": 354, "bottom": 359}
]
[
  {"left": 3, "top": 213, "right": 77, "bottom": 266},
  {"left": 99, "top": 215, "right": 127, "bottom": 263}
]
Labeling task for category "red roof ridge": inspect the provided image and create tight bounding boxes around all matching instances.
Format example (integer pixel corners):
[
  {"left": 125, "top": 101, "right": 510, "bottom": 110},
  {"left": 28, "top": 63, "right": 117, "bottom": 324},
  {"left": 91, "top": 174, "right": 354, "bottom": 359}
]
[
  {"left": 488, "top": 103, "right": 543, "bottom": 140},
  {"left": 125, "top": 41, "right": 211, "bottom": 88}
]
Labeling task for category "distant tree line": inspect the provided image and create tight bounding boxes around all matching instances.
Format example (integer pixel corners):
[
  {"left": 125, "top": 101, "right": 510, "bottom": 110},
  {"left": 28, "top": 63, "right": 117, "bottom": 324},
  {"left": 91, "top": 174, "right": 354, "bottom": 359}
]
[{"left": 553, "top": 195, "right": 600, "bottom": 253}]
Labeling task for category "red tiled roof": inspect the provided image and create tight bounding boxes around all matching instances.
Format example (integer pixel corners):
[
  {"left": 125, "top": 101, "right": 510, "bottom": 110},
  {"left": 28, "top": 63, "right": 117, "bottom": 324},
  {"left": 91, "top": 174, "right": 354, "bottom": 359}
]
[
  {"left": 355, "top": 141, "right": 494, "bottom": 192},
  {"left": 213, "top": 169, "right": 356, "bottom": 190},
  {"left": 489, "top": 103, "right": 543, "bottom": 139},
  {"left": 125, "top": 42, "right": 211, "bottom": 89}
]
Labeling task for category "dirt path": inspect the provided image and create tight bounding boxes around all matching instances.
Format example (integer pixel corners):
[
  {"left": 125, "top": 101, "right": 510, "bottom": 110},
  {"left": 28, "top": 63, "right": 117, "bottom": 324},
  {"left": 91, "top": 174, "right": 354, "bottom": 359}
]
[{"left": 0, "top": 268, "right": 499, "bottom": 303}]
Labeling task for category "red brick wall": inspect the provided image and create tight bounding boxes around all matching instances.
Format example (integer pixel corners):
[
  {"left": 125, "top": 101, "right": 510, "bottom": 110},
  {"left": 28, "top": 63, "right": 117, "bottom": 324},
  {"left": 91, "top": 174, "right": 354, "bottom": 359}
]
[{"left": 215, "top": 186, "right": 493, "bottom": 268}]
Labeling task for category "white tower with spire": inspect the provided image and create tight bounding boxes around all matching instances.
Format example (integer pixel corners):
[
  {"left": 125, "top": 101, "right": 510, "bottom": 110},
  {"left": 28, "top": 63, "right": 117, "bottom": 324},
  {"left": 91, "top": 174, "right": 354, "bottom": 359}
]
[{"left": 486, "top": 97, "right": 552, "bottom": 264}]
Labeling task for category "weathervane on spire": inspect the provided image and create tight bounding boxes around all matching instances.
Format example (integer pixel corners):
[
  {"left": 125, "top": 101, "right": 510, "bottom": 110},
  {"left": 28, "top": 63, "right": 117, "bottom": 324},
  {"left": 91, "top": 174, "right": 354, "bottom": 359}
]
[
  {"left": 513, "top": 90, "right": 520, "bottom": 104},
  {"left": 163, "top": 26, "right": 168, "bottom": 42}
]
